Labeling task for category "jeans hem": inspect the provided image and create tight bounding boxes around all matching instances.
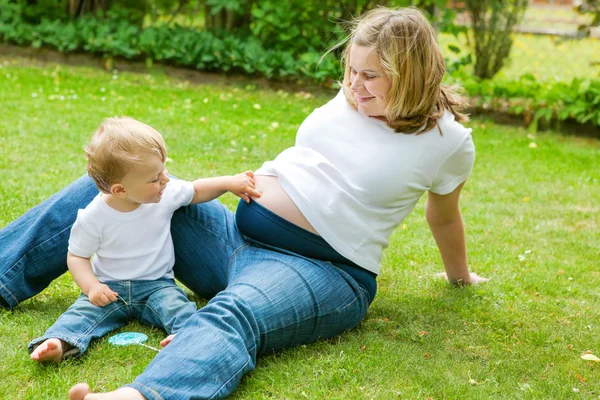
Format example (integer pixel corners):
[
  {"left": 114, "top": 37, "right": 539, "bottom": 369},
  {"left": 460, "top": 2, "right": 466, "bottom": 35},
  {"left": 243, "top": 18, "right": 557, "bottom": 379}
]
[
  {"left": 28, "top": 335, "right": 83, "bottom": 359},
  {"left": 0, "top": 281, "right": 17, "bottom": 309},
  {"left": 125, "top": 382, "right": 164, "bottom": 400}
]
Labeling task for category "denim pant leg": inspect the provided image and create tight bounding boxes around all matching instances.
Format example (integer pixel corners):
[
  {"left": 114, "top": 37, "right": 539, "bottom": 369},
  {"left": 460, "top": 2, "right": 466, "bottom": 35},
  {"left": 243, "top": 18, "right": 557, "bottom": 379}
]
[
  {"left": 28, "top": 292, "right": 130, "bottom": 358},
  {"left": 170, "top": 199, "right": 244, "bottom": 298},
  {"left": 137, "top": 279, "right": 198, "bottom": 335},
  {"left": 126, "top": 245, "right": 370, "bottom": 400},
  {"left": 0, "top": 175, "right": 98, "bottom": 309}
]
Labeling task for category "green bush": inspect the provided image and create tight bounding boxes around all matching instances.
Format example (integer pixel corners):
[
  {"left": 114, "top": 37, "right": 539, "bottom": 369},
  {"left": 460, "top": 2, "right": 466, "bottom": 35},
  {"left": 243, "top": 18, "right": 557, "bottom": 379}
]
[
  {"left": 18, "top": 0, "right": 68, "bottom": 23},
  {"left": 249, "top": 0, "right": 345, "bottom": 54},
  {"left": 450, "top": 70, "right": 600, "bottom": 129},
  {"left": 0, "top": 5, "right": 341, "bottom": 83}
]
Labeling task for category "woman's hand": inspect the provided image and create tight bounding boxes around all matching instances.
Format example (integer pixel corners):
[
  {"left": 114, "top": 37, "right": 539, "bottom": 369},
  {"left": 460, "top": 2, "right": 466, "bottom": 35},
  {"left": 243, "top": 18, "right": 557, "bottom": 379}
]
[{"left": 437, "top": 272, "right": 489, "bottom": 286}]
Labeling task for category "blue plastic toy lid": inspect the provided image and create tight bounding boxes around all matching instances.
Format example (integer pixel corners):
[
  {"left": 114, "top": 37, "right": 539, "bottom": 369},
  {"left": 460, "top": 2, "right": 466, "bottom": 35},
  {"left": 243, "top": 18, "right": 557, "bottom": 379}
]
[{"left": 108, "top": 332, "right": 148, "bottom": 346}]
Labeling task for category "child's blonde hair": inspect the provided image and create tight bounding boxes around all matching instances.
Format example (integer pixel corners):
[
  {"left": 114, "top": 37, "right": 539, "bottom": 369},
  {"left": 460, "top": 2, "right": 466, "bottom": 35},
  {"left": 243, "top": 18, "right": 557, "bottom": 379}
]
[
  {"left": 340, "top": 6, "right": 468, "bottom": 133},
  {"left": 85, "top": 117, "right": 167, "bottom": 193}
]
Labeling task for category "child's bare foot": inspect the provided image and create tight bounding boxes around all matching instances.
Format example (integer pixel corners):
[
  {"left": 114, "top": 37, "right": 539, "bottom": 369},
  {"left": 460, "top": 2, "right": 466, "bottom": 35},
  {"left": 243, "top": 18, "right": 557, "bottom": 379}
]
[
  {"left": 30, "top": 338, "right": 66, "bottom": 363},
  {"left": 68, "top": 383, "right": 146, "bottom": 400},
  {"left": 160, "top": 334, "right": 175, "bottom": 347}
]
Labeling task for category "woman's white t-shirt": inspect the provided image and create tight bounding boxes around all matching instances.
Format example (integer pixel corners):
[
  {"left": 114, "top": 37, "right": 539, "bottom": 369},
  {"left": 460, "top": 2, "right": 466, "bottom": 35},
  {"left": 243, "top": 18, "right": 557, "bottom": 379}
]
[{"left": 256, "top": 90, "right": 475, "bottom": 274}]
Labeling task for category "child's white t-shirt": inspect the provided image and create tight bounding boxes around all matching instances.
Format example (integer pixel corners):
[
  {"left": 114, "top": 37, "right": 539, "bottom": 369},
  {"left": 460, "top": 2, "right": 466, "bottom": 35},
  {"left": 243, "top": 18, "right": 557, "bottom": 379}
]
[
  {"left": 256, "top": 90, "right": 475, "bottom": 274},
  {"left": 68, "top": 179, "right": 195, "bottom": 282}
]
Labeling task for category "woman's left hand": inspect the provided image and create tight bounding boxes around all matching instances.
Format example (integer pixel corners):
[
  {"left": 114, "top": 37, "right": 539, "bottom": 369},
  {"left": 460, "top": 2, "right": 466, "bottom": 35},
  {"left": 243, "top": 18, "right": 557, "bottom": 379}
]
[{"left": 437, "top": 272, "right": 489, "bottom": 286}]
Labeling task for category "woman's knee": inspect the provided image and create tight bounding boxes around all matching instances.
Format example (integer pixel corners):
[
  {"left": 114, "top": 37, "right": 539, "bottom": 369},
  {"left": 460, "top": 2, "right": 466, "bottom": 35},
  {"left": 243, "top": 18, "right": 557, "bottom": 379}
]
[{"left": 225, "top": 261, "right": 368, "bottom": 353}]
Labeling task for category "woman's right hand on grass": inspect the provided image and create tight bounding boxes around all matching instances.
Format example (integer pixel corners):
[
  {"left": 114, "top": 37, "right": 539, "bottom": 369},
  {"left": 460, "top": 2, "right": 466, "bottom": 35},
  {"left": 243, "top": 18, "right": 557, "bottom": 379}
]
[{"left": 437, "top": 272, "right": 490, "bottom": 286}]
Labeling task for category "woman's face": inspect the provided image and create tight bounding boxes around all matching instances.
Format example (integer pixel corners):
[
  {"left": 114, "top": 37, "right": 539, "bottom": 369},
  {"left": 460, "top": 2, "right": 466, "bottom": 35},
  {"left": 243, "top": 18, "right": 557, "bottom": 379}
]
[{"left": 348, "top": 44, "right": 392, "bottom": 119}]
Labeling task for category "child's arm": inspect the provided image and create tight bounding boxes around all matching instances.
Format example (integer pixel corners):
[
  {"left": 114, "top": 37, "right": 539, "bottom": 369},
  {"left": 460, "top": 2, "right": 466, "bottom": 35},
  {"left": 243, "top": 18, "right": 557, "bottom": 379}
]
[
  {"left": 67, "top": 252, "right": 118, "bottom": 306},
  {"left": 191, "top": 170, "right": 262, "bottom": 204}
]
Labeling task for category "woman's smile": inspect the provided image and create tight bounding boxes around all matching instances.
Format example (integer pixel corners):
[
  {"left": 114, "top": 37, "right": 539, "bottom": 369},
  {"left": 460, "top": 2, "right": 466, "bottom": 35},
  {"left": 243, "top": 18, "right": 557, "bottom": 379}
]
[{"left": 355, "top": 94, "right": 376, "bottom": 103}]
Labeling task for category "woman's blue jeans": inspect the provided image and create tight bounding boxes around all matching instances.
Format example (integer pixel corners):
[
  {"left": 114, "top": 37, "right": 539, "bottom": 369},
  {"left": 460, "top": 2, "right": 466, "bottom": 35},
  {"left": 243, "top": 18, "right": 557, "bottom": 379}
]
[{"left": 0, "top": 175, "right": 372, "bottom": 399}]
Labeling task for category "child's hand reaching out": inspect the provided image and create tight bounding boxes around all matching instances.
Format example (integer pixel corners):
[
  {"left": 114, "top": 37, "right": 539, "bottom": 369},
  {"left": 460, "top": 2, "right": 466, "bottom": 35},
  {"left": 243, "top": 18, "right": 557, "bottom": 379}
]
[{"left": 228, "top": 171, "right": 262, "bottom": 203}]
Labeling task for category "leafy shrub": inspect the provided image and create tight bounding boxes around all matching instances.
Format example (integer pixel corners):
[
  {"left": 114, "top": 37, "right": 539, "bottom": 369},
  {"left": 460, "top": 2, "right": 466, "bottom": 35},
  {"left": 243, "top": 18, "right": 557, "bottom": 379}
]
[
  {"left": 450, "top": 70, "right": 600, "bottom": 130},
  {"left": 0, "top": 7, "right": 340, "bottom": 84}
]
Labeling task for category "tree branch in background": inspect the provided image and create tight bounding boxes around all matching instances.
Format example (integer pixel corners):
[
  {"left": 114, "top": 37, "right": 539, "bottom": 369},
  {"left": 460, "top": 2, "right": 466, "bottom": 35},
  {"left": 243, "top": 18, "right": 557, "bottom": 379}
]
[
  {"left": 463, "top": 0, "right": 528, "bottom": 80},
  {"left": 575, "top": 0, "right": 600, "bottom": 37}
]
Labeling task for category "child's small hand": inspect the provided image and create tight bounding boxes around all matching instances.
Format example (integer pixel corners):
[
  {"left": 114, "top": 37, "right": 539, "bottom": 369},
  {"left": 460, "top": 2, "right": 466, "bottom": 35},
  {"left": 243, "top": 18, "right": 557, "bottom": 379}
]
[
  {"left": 88, "top": 283, "right": 118, "bottom": 307},
  {"left": 228, "top": 171, "right": 262, "bottom": 203}
]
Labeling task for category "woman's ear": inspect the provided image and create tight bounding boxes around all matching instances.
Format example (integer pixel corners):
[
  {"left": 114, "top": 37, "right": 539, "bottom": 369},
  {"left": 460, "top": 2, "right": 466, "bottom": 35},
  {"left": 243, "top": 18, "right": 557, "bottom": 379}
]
[{"left": 110, "top": 183, "right": 126, "bottom": 197}]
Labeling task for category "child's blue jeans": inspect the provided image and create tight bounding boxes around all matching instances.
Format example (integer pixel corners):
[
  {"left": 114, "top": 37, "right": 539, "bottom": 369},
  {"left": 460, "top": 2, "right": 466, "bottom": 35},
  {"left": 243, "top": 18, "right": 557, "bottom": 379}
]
[{"left": 28, "top": 279, "right": 197, "bottom": 358}]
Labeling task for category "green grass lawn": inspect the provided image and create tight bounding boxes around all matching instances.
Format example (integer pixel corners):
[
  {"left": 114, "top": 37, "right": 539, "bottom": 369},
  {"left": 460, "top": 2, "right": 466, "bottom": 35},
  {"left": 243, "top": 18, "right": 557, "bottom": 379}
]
[
  {"left": 1, "top": 55, "right": 599, "bottom": 399},
  {"left": 520, "top": 4, "right": 589, "bottom": 30}
]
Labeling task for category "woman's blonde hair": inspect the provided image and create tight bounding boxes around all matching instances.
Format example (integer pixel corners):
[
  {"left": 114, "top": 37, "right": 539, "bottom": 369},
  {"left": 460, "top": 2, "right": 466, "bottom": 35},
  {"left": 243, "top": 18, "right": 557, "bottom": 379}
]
[
  {"left": 340, "top": 6, "right": 468, "bottom": 133},
  {"left": 85, "top": 117, "right": 167, "bottom": 193}
]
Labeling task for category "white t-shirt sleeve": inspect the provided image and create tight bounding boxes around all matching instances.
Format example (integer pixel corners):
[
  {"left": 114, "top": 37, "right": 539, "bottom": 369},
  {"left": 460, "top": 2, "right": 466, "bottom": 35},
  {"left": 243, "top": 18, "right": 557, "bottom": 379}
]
[
  {"left": 430, "top": 133, "right": 475, "bottom": 195},
  {"left": 68, "top": 209, "right": 100, "bottom": 258},
  {"left": 168, "top": 179, "right": 195, "bottom": 208}
]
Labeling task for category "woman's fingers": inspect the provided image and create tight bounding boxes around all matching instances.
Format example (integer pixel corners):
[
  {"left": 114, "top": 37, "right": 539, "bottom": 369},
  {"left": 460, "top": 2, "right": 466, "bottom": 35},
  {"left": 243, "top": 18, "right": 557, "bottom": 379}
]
[
  {"left": 469, "top": 272, "right": 490, "bottom": 284},
  {"left": 436, "top": 272, "right": 490, "bottom": 285}
]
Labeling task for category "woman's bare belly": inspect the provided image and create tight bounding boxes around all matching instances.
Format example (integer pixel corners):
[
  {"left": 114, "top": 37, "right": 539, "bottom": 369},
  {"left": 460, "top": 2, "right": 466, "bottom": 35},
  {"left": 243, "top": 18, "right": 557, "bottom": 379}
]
[{"left": 251, "top": 175, "right": 319, "bottom": 235}]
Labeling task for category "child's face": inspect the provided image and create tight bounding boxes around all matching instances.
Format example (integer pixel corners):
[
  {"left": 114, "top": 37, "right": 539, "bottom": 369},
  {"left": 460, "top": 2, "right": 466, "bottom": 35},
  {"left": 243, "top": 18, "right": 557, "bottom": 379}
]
[{"left": 119, "top": 153, "right": 169, "bottom": 204}]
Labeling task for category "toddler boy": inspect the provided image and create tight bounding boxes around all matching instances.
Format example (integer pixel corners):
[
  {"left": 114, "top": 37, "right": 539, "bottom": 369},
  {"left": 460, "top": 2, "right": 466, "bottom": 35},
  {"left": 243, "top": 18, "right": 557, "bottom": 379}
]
[{"left": 29, "top": 117, "right": 260, "bottom": 363}]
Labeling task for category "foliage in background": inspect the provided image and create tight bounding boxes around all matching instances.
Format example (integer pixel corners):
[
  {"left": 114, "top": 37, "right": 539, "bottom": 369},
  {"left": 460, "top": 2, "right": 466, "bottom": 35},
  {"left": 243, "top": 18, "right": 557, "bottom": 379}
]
[
  {"left": 449, "top": 70, "right": 600, "bottom": 131},
  {"left": 0, "top": 0, "right": 466, "bottom": 85},
  {"left": 462, "top": 0, "right": 528, "bottom": 80},
  {"left": 19, "top": 0, "right": 68, "bottom": 23},
  {"left": 0, "top": 1, "right": 336, "bottom": 83},
  {"left": 2, "top": 0, "right": 599, "bottom": 131}
]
